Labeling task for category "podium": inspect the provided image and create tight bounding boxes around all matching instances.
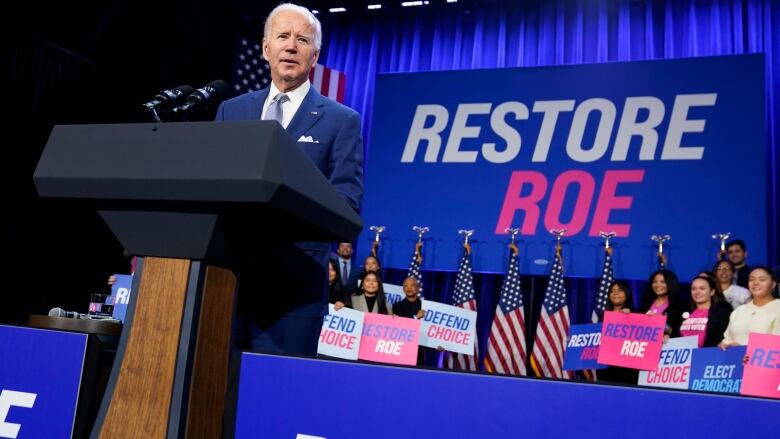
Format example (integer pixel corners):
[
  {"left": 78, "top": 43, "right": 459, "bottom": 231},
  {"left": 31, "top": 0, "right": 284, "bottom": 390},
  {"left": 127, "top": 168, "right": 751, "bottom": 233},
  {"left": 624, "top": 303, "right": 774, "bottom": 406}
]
[{"left": 33, "top": 121, "right": 363, "bottom": 438}]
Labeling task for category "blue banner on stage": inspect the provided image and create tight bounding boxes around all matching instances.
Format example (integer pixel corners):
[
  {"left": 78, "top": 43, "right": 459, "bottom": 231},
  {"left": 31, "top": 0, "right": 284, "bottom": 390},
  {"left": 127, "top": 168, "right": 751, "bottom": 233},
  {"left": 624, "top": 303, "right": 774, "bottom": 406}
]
[
  {"left": 362, "top": 54, "right": 765, "bottom": 280},
  {"left": 563, "top": 323, "right": 606, "bottom": 371},
  {"left": 689, "top": 346, "right": 746, "bottom": 394},
  {"left": 0, "top": 325, "right": 87, "bottom": 438},
  {"left": 235, "top": 353, "right": 778, "bottom": 438}
]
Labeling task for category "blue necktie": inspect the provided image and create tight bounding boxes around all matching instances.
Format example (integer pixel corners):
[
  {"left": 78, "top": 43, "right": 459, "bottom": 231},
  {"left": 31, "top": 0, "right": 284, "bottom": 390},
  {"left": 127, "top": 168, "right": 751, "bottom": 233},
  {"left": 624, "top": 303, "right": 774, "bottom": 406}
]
[{"left": 264, "top": 93, "right": 290, "bottom": 124}]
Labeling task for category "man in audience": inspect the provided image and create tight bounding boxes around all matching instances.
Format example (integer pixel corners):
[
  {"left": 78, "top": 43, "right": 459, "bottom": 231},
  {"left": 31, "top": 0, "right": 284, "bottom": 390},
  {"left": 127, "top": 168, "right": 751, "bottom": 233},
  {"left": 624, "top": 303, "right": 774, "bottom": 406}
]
[
  {"left": 336, "top": 242, "right": 360, "bottom": 292},
  {"left": 726, "top": 239, "right": 751, "bottom": 288}
]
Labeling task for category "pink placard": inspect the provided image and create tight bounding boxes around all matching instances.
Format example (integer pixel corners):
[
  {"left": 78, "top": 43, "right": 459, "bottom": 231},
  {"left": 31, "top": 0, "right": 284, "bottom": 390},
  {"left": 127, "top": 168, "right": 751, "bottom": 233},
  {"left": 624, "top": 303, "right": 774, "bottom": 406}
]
[
  {"left": 358, "top": 313, "right": 420, "bottom": 366},
  {"left": 741, "top": 332, "right": 780, "bottom": 399},
  {"left": 597, "top": 311, "right": 667, "bottom": 370}
]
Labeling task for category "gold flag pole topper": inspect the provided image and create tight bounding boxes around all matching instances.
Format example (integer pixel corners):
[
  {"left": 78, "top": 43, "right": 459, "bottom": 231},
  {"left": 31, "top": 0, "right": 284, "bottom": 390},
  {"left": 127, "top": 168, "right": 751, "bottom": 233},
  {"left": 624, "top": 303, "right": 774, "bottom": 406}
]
[
  {"left": 599, "top": 231, "right": 616, "bottom": 255},
  {"left": 711, "top": 232, "right": 731, "bottom": 261},
  {"left": 369, "top": 225, "right": 385, "bottom": 258},
  {"left": 412, "top": 226, "right": 429, "bottom": 262},
  {"left": 458, "top": 229, "right": 474, "bottom": 254},
  {"left": 505, "top": 227, "right": 520, "bottom": 255},
  {"left": 651, "top": 234, "right": 671, "bottom": 269}
]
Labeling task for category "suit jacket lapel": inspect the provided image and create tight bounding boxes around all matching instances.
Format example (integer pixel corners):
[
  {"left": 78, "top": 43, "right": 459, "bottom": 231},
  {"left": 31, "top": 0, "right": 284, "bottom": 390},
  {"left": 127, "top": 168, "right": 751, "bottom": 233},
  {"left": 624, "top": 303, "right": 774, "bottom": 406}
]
[{"left": 286, "top": 86, "right": 325, "bottom": 140}]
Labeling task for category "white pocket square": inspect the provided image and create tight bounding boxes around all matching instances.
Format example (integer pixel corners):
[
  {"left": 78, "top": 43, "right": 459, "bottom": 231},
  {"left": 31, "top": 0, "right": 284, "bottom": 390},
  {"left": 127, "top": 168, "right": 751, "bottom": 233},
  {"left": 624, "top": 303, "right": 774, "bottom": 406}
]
[{"left": 297, "top": 135, "right": 319, "bottom": 143}]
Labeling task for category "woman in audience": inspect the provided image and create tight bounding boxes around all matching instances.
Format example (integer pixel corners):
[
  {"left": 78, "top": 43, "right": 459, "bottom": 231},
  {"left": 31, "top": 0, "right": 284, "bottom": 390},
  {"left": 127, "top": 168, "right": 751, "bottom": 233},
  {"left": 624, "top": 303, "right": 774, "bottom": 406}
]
[
  {"left": 639, "top": 269, "right": 684, "bottom": 339},
  {"left": 720, "top": 266, "right": 780, "bottom": 348},
  {"left": 351, "top": 271, "right": 392, "bottom": 315},
  {"left": 598, "top": 281, "right": 638, "bottom": 385},
  {"left": 712, "top": 260, "right": 751, "bottom": 309},
  {"left": 604, "top": 280, "right": 635, "bottom": 315},
  {"left": 329, "top": 259, "right": 349, "bottom": 310},
  {"left": 679, "top": 275, "right": 732, "bottom": 347}
]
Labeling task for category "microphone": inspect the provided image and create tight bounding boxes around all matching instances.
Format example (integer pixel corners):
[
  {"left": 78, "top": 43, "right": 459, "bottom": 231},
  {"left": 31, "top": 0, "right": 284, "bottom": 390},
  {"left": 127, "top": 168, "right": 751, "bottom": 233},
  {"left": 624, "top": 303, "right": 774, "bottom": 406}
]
[
  {"left": 174, "top": 80, "right": 230, "bottom": 113},
  {"left": 142, "top": 84, "right": 195, "bottom": 111},
  {"left": 48, "top": 307, "right": 85, "bottom": 319}
]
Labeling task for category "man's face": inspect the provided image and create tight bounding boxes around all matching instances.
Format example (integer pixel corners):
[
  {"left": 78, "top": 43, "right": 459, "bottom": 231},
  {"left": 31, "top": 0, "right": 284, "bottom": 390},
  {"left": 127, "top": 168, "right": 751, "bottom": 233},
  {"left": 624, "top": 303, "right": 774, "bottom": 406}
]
[
  {"left": 337, "top": 243, "right": 353, "bottom": 259},
  {"left": 263, "top": 10, "right": 319, "bottom": 92},
  {"left": 402, "top": 278, "right": 419, "bottom": 298},
  {"left": 727, "top": 245, "right": 746, "bottom": 266}
]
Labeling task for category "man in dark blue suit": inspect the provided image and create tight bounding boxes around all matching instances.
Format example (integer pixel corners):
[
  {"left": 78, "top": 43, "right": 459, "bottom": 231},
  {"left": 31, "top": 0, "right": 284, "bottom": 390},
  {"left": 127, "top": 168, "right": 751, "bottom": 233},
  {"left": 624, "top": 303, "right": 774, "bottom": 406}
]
[{"left": 215, "top": 3, "right": 363, "bottom": 356}]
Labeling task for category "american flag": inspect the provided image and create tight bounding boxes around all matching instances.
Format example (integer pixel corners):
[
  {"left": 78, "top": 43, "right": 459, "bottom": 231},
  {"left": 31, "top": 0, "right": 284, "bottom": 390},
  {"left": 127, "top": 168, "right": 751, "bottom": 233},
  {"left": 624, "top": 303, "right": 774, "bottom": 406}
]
[
  {"left": 406, "top": 242, "right": 424, "bottom": 297},
  {"left": 530, "top": 246, "right": 572, "bottom": 379},
  {"left": 446, "top": 245, "right": 479, "bottom": 371},
  {"left": 592, "top": 248, "right": 614, "bottom": 323},
  {"left": 484, "top": 244, "right": 527, "bottom": 375},
  {"left": 232, "top": 37, "right": 346, "bottom": 102}
]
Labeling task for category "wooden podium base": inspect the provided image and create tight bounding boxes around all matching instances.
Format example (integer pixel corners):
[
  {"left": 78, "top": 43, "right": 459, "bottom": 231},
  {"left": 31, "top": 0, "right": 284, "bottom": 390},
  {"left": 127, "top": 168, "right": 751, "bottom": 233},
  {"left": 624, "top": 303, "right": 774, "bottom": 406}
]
[{"left": 93, "top": 257, "right": 236, "bottom": 439}]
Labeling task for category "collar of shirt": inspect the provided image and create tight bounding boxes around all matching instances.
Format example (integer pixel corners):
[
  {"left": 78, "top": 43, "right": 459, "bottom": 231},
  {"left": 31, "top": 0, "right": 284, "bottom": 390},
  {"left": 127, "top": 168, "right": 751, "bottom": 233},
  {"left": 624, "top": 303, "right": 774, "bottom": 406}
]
[{"left": 262, "top": 80, "right": 311, "bottom": 129}]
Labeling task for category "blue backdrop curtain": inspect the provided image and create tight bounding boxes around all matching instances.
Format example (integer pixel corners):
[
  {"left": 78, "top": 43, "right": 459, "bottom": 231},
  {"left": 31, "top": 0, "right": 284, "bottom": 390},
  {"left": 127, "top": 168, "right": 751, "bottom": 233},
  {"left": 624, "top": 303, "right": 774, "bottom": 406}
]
[{"left": 317, "top": 0, "right": 780, "bottom": 368}]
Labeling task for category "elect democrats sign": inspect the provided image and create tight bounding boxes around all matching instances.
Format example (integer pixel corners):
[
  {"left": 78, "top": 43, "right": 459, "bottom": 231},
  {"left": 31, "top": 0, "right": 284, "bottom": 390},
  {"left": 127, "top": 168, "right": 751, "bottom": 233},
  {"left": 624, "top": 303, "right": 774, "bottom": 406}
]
[
  {"left": 0, "top": 326, "right": 87, "bottom": 438},
  {"left": 362, "top": 54, "right": 765, "bottom": 279}
]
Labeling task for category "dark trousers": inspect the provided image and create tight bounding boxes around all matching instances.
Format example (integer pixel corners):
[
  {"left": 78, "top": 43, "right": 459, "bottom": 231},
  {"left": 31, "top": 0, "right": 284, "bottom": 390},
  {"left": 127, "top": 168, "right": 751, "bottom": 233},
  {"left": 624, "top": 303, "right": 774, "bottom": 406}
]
[{"left": 224, "top": 242, "right": 329, "bottom": 437}]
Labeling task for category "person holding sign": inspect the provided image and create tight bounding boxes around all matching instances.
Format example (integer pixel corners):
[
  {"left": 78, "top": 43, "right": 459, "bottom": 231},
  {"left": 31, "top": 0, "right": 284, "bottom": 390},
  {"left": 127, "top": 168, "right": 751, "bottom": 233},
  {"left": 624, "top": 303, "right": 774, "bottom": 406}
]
[
  {"left": 351, "top": 272, "right": 392, "bottom": 315},
  {"left": 679, "top": 276, "right": 732, "bottom": 348},
  {"left": 393, "top": 277, "right": 427, "bottom": 365},
  {"left": 713, "top": 260, "right": 751, "bottom": 309},
  {"left": 639, "top": 269, "right": 684, "bottom": 340},
  {"left": 720, "top": 266, "right": 780, "bottom": 348},
  {"left": 598, "top": 281, "right": 639, "bottom": 384}
]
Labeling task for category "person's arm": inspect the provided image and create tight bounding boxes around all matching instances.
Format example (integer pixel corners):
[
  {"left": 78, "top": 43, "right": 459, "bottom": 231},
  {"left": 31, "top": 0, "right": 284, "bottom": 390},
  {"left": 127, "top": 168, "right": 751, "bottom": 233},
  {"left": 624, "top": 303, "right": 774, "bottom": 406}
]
[{"left": 327, "top": 111, "right": 364, "bottom": 211}]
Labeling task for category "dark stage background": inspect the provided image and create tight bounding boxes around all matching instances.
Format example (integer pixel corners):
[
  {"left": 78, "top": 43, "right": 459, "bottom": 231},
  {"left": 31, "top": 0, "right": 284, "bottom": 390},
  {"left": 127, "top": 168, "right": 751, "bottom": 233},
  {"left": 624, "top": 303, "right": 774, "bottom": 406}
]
[{"left": 4, "top": 0, "right": 779, "bottom": 366}]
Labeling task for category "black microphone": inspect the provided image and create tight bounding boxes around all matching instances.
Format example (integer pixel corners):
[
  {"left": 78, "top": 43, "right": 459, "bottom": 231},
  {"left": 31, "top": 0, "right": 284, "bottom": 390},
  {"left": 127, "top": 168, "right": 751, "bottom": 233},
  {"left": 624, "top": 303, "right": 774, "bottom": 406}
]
[
  {"left": 48, "top": 307, "right": 85, "bottom": 319},
  {"left": 174, "top": 80, "right": 230, "bottom": 113},
  {"left": 142, "top": 84, "right": 195, "bottom": 111}
]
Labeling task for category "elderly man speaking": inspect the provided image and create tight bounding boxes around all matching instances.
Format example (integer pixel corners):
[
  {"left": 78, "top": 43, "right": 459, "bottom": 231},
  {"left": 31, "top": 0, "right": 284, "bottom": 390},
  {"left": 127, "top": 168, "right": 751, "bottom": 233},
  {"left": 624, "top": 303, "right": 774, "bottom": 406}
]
[{"left": 216, "top": 3, "right": 364, "bottom": 355}]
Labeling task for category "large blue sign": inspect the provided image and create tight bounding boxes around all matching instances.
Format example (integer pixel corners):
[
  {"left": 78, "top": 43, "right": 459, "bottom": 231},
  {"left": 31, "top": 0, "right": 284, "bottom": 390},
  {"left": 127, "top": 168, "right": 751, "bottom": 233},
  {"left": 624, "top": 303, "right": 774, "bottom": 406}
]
[
  {"left": 362, "top": 54, "right": 765, "bottom": 280},
  {"left": 236, "top": 353, "right": 778, "bottom": 438},
  {"left": 0, "top": 326, "right": 86, "bottom": 438}
]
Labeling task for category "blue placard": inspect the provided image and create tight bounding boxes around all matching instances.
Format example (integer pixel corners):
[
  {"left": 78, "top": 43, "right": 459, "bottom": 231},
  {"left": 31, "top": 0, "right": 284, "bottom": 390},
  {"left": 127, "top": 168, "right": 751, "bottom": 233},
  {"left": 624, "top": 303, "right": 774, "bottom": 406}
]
[
  {"left": 362, "top": 54, "right": 765, "bottom": 280},
  {"left": 689, "top": 346, "right": 746, "bottom": 394},
  {"left": 563, "top": 323, "right": 606, "bottom": 371},
  {"left": 0, "top": 325, "right": 87, "bottom": 438},
  {"left": 109, "top": 274, "right": 133, "bottom": 322},
  {"left": 235, "top": 353, "right": 778, "bottom": 438}
]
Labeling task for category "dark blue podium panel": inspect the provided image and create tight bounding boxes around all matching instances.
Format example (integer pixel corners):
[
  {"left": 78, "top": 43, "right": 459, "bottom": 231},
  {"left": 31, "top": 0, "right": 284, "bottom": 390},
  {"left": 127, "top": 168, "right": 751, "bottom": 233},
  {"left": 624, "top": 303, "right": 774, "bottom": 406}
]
[
  {"left": 236, "top": 353, "right": 778, "bottom": 438},
  {"left": 0, "top": 325, "right": 87, "bottom": 438}
]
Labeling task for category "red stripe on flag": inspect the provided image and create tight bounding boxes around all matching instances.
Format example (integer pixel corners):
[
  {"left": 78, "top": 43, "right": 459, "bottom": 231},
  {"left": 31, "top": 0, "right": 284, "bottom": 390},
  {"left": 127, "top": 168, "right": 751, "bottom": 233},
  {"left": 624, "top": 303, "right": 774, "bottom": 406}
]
[
  {"left": 320, "top": 66, "right": 331, "bottom": 97},
  {"left": 337, "top": 72, "right": 346, "bottom": 103}
]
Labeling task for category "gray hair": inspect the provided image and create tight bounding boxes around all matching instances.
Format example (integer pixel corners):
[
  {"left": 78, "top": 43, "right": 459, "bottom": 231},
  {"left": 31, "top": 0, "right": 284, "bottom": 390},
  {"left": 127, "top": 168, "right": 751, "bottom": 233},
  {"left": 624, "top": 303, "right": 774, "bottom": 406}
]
[{"left": 264, "top": 3, "right": 322, "bottom": 50}]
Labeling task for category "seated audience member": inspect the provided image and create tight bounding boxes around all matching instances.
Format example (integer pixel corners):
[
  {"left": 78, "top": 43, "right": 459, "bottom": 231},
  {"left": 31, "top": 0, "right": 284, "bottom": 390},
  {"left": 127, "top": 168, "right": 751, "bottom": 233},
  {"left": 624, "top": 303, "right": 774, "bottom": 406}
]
[
  {"left": 679, "top": 275, "right": 732, "bottom": 347},
  {"left": 639, "top": 269, "right": 684, "bottom": 339},
  {"left": 726, "top": 239, "right": 751, "bottom": 288},
  {"left": 713, "top": 259, "right": 750, "bottom": 308},
  {"left": 720, "top": 266, "right": 780, "bottom": 348},
  {"left": 598, "top": 281, "right": 638, "bottom": 385},
  {"left": 393, "top": 277, "right": 426, "bottom": 365},
  {"left": 328, "top": 259, "right": 350, "bottom": 309},
  {"left": 351, "top": 272, "right": 392, "bottom": 315}
]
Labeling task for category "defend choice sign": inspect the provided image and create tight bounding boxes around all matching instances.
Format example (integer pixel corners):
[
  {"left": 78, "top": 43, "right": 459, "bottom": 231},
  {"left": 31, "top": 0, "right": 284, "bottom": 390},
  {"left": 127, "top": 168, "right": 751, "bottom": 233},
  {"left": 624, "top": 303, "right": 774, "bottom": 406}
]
[
  {"left": 638, "top": 336, "right": 697, "bottom": 389},
  {"left": 598, "top": 311, "right": 666, "bottom": 370},
  {"left": 419, "top": 299, "right": 477, "bottom": 355},
  {"left": 358, "top": 313, "right": 420, "bottom": 366},
  {"left": 563, "top": 323, "right": 607, "bottom": 371},
  {"left": 317, "top": 305, "right": 365, "bottom": 360},
  {"left": 741, "top": 333, "right": 780, "bottom": 399},
  {"left": 361, "top": 54, "right": 766, "bottom": 280}
]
